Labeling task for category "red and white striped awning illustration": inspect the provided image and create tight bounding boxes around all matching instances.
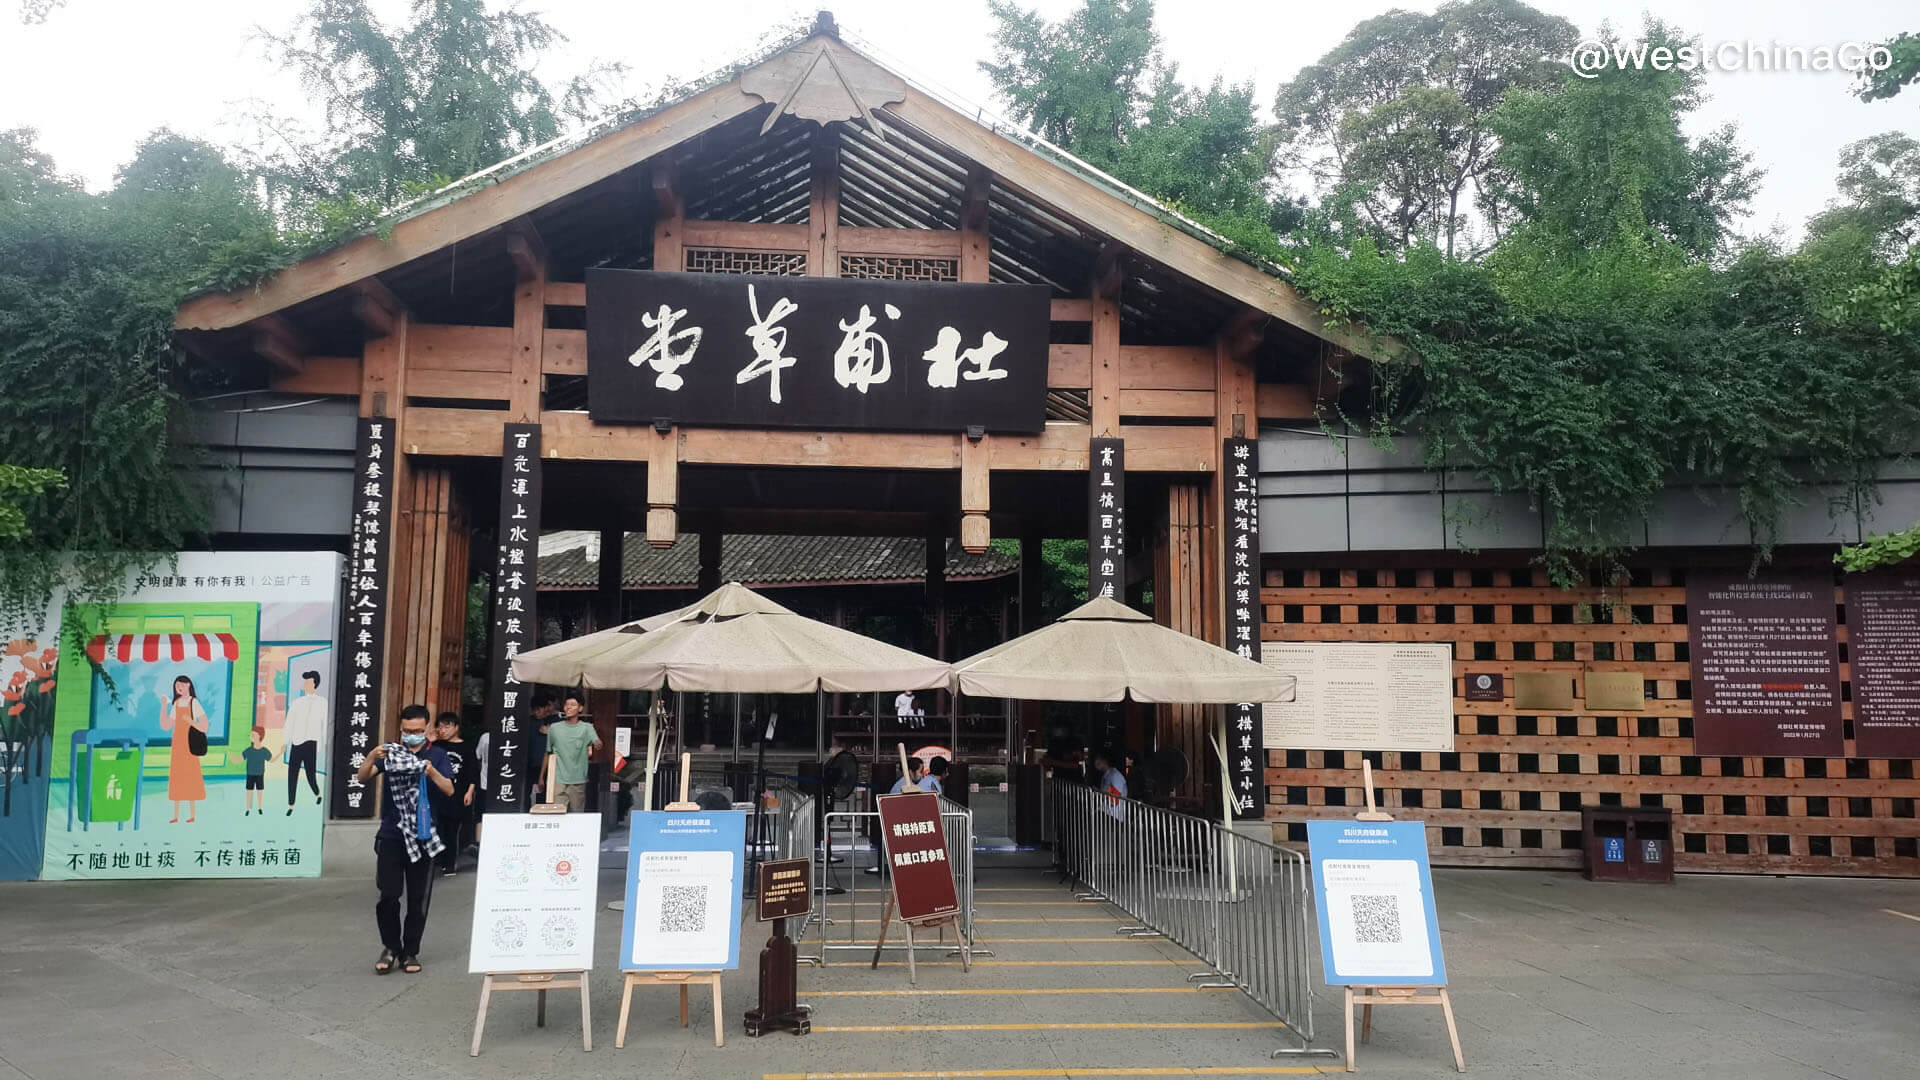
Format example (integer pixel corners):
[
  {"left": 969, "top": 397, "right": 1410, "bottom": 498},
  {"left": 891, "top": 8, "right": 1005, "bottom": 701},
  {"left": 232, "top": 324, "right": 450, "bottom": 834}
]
[{"left": 86, "top": 633, "right": 240, "bottom": 665}]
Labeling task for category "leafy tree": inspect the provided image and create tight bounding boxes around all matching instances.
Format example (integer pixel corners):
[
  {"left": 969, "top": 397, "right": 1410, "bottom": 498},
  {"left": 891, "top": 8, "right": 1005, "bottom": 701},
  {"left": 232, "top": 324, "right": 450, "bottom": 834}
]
[
  {"left": 1487, "top": 20, "right": 1759, "bottom": 261},
  {"left": 982, "top": 0, "right": 1293, "bottom": 233},
  {"left": 0, "top": 466, "right": 64, "bottom": 543},
  {"left": 1805, "top": 132, "right": 1920, "bottom": 255},
  {"left": 252, "top": 0, "right": 617, "bottom": 228},
  {"left": 1273, "top": 0, "right": 1577, "bottom": 256},
  {"left": 1856, "top": 31, "right": 1920, "bottom": 102},
  {"left": 0, "top": 128, "right": 283, "bottom": 639}
]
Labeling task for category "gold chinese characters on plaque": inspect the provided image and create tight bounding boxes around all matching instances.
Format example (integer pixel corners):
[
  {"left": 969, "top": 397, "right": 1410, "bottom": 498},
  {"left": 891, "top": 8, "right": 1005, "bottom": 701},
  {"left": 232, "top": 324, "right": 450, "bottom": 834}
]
[
  {"left": 1513, "top": 671, "right": 1576, "bottom": 711},
  {"left": 1583, "top": 670, "right": 1646, "bottom": 712}
]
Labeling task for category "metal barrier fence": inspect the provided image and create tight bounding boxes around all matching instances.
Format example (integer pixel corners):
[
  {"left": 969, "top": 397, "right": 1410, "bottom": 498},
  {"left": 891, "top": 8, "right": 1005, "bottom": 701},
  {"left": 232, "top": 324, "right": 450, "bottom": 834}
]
[
  {"left": 801, "top": 795, "right": 980, "bottom": 967},
  {"left": 1048, "top": 780, "right": 1326, "bottom": 1056}
]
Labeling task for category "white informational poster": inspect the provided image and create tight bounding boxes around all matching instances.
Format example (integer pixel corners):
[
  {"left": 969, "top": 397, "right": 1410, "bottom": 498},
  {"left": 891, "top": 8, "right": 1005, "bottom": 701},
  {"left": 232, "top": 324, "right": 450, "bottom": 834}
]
[
  {"left": 467, "top": 813, "right": 601, "bottom": 974},
  {"left": 627, "top": 849, "right": 737, "bottom": 967},
  {"left": 1262, "top": 642, "right": 1455, "bottom": 751}
]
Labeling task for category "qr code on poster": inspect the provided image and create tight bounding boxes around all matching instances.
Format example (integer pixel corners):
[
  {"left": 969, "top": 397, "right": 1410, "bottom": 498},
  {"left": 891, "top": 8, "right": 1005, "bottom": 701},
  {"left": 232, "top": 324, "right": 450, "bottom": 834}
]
[
  {"left": 658, "top": 884, "right": 709, "bottom": 933},
  {"left": 1349, "top": 894, "right": 1402, "bottom": 944}
]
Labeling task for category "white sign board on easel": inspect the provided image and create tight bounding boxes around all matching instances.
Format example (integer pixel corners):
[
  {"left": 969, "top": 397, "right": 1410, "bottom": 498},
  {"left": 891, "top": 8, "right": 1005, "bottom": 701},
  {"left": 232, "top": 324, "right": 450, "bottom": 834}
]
[{"left": 468, "top": 813, "right": 602, "bottom": 974}]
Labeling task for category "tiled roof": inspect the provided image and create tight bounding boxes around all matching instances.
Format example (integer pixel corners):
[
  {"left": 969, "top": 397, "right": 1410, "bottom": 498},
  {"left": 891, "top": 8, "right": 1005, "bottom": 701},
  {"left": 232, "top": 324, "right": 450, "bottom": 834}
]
[{"left": 539, "top": 534, "right": 1017, "bottom": 590}]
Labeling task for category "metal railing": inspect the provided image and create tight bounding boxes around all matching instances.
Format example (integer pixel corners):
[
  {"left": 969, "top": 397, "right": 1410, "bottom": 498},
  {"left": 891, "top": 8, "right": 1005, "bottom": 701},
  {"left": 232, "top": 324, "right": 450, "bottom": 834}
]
[
  {"left": 1048, "top": 780, "right": 1327, "bottom": 1056},
  {"left": 802, "top": 794, "right": 980, "bottom": 966}
]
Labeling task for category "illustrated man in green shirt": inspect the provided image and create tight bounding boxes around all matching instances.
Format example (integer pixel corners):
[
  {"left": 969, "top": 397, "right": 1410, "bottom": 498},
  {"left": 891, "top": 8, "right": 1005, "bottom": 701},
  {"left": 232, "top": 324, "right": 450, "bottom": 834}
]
[{"left": 544, "top": 691, "right": 601, "bottom": 812}]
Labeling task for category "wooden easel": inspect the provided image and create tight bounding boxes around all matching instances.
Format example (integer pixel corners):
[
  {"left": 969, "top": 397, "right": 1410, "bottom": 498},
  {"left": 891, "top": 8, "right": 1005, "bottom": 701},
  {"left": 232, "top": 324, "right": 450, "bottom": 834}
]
[
  {"left": 867, "top": 745, "right": 971, "bottom": 985},
  {"left": 472, "top": 754, "right": 593, "bottom": 1056},
  {"left": 1341, "top": 761, "right": 1463, "bottom": 1073},
  {"left": 616, "top": 752, "right": 727, "bottom": 1049}
]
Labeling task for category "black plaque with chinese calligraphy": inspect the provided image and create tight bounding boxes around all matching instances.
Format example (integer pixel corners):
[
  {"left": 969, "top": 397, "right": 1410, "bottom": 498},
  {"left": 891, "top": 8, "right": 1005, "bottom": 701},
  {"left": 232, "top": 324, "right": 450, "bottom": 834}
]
[
  {"left": 586, "top": 270, "right": 1050, "bottom": 433},
  {"left": 1088, "top": 438, "right": 1125, "bottom": 601},
  {"left": 1223, "top": 437, "right": 1264, "bottom": 819},
  {"left": 331, "top": 418, "right": 393, "bottom": 818},
  {"left": 1687, "top": 569, "right": 1844, "bottom": 756},
  {"left": 485, "top": 424, "right": 543, "bottom": 812},
  {"left": 1846, "top": 570, "right": 1920, "bottom": 759}
]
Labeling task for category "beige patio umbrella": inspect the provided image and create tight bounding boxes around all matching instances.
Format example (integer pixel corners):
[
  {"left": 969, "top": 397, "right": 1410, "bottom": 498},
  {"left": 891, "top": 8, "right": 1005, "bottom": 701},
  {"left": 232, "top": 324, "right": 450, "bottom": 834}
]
[
  {"left": 509, "top": 581, "right": 950, "bottom": 694},
  {"left": 949, "top": 596, "right": 1294, "bottom": 704}
]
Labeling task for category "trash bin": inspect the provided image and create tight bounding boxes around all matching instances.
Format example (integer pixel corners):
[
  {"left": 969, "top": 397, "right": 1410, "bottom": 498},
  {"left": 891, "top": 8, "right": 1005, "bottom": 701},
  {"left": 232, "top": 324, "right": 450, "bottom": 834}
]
[{"left": 1581, "top": 806, "right": 1673, "bottom": 883}]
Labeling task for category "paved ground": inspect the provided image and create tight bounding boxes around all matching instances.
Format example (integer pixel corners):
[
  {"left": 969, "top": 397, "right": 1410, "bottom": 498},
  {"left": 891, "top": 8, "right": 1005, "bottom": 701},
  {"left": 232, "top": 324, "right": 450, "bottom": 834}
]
[{"left": 2, "top": 831, "right": 1918, "bottom": 1080}]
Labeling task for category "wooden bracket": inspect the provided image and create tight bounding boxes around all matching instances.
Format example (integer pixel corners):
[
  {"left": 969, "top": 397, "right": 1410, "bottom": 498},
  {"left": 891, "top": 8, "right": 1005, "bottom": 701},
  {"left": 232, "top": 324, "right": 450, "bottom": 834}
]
[
  {"left": 252, "top": 315, "right": 307, "bottom": 374},
  {"left": 506, "top": 218, "right": 548, "bottom": 283},
  {"left": 353, "top": 278, "right": 406, "bottom": 337}
]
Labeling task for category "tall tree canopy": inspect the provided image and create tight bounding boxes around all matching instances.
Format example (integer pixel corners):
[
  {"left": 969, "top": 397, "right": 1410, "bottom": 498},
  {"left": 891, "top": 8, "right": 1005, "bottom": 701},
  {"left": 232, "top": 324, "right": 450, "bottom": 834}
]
[{"left": 1273, "top": 0, "right": 1578, "bottom": 256}]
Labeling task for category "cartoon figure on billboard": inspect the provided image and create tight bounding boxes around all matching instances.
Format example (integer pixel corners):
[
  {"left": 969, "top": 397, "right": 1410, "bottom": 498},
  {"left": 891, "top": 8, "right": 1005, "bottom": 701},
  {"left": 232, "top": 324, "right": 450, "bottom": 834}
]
[{"left": 158, "top": 675, "right": 211, "bottom": 823}]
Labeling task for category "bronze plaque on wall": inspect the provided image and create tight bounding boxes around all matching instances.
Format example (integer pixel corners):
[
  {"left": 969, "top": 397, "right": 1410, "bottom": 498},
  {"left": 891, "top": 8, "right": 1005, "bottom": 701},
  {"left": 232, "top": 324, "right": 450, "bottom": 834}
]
[
  {"left": 1584, "top": 671, "right": 1646, "bottom": 712},
  {"left": 1513, "top": 671, "right": 1576, "bottom": 710}
]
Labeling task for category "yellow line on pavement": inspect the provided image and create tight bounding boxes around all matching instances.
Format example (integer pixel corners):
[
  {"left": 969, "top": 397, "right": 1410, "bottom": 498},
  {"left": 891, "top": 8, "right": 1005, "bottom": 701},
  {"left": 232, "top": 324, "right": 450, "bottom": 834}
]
[
  {"left": 1885, "top": 908, "right": 1920, "bottom": 923},
  {"left": 825, "top": 960, "right": 1174, "bottom": 968},
  {"left": 804, "top": 987, "right": 1238, "bottom": 997},
  {"left": 813, "top": 1022, "right": 1289, "bottom": 1033},
  {"left": 765, "top": 1069, "right": 1326, "bottom": 1079}
]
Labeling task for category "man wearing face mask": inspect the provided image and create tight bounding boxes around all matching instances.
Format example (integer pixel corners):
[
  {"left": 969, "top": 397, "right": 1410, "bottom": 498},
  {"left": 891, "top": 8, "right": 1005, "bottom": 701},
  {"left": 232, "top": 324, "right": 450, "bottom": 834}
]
[{"left": 357, "top": 704, "right": 455, "bottom": 976}]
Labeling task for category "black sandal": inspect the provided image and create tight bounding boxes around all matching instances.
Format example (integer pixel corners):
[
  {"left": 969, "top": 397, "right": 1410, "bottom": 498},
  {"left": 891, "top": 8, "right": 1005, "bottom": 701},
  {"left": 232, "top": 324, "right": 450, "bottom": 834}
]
[
  {"left": 401, "top": 955, "right": 422, "bottom": 974},
  {"left": 375, "top": 949, "right": 397, "bottom": 975}
]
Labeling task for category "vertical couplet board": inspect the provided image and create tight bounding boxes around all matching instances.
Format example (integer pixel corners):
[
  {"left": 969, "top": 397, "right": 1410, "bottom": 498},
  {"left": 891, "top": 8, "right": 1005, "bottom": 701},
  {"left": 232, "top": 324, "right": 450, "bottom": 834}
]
[
  {"left": 620, "top": 810, "right": 747, "bottom": 971},
  {"left": 1305, "top": 820, "right": 1448, "bottom": 987},
  {"left": 1222, "top": 437, "right": 1263, "bottom": 818},
  {"left": 1088, "top": 438, "right": 1126, "bottom": 601},
  {"left": 875, "top": 791, "right": 961, "bottom": 923},
  {"left": 485, "top": 424, "right": 542, "bottom": 812},
  {"left": 1846, "top": 570, "right": 1920, "bottom": 758},
  {"left": 333, "top": 418, "right": 393, "bottom": 818},
  {"left": 467, "top": 812, "right": 602, "bottom": 973},
  {"left": 1686, "top": 570, "right": 1844, "bottom": 756}
]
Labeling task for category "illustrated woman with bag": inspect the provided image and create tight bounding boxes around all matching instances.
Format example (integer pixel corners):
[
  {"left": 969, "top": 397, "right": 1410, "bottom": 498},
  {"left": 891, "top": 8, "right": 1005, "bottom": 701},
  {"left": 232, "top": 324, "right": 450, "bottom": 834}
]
[{"left": 158, "top": 675, "right": 210, "bottom": 823}]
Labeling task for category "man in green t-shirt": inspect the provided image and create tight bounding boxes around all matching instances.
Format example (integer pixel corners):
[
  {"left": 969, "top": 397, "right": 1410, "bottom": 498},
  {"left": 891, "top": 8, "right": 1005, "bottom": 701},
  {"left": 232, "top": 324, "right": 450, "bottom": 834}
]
[{"left": 543, "top": 692, "right": 601, "bottom": 812}]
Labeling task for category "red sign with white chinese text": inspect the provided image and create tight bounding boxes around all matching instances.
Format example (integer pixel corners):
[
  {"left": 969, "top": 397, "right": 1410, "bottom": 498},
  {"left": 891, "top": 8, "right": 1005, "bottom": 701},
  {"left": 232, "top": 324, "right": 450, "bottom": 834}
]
[
  {"left": 1687, "top": 569, "right": 1843, "bottom": 756},
  {"left": 875, "top": 791, "right": 960, "bottom": 925}
]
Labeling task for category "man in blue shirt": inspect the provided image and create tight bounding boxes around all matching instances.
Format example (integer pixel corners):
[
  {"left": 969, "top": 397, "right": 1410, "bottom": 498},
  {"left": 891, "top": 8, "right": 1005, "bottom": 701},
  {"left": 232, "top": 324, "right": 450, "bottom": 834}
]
[{"left": 357, "top": 704, "right": 455, "bottom": 975}]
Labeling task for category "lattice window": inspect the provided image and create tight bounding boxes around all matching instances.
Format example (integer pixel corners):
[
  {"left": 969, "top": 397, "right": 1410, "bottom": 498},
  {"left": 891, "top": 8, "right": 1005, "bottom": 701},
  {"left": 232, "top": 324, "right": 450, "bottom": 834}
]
[
  {"left": 840, "top": 254, "right": 958, "bottom": 281},
  {"left": 1261, "top": 561, "right": 1920, "bottom": 878},
  {"left": 685, "top": 248, "right": 805, "bottom": 276}
]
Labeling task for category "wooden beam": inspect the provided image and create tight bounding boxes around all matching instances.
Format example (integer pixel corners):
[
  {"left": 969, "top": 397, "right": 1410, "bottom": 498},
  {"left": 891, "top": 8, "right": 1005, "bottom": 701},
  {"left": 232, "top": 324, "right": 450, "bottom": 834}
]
[
  {"left": 269, "top": 355, "right": 360, "bottom": 396},
  {"left": 683, "top": 219, "right": 809, "bottom": 252},
  {"left": 402, "top": 408, "right": 1215, "bottom": 471},
  {"left": 505, "top": 218, "right": 548, "bottom": 283},
  {"left": 1256, "top": 382, "right": 1316, "bottom": 421},
  {"left": 1050, "top": 299, "right": 1092, "bottom": 323},
  {"left": 541, "top": 329, "right": 587, "bottom": 375},
  {"left": 409, "top": 324, "right": 513, "bottom": 371},
  {"left": 836, "top": 227, "right": 962, "bottom": 259},
  {"left": 882, "top": 84, "right": 1392, "bottom": 359},
  {"left": 652, "top": 162, "right": 685, "bottom": 272},
  {"left": 354, "top": 278, "right": 406, "bottom": 337},
  {"left": 509, "top": 223, "right": 547, "bottom": 421},
  {"left": 808, "top": 129, "right": 841, "bottom": 277},
  {"left": 647, "top": 426, "right": 679, "bottom": 548},
  {"left": 177, "top": 78, "right": 758, "bottom": 331},
  {"left": 252, "top": 315, "right": 307, "bottom": 374},
  {"left": 544, "top": 281, "right": 586, "bottom": 307},
  {"left": 960, "top": 163, "right": 991, "bottom": 284}
]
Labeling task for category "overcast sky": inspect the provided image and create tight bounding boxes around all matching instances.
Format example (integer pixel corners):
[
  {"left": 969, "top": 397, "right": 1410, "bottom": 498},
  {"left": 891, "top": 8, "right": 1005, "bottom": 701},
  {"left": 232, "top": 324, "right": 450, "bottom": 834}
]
[{"left": 3, "top": 0, "right": 1913, "bottom": 242}]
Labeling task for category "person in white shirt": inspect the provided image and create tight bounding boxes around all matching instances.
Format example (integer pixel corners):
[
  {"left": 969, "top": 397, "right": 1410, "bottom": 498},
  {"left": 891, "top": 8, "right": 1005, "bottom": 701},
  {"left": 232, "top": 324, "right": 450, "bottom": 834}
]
[
  {"left": 1094, "top": 748, "right": 1127, "bottom": 821},
  {"left": 283, "top": 670, "right": 327, "bottom": 815},
  {"left": 893, "top": 690, "right": 918, "bottom": 729}
]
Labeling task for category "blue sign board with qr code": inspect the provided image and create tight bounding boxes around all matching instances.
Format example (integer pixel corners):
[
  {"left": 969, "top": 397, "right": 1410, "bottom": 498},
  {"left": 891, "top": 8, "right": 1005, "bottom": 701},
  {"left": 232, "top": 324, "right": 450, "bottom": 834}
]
[
  {"left": 1306, "top": 820, "right": 1448, "bottom": 987},
  {"left": 620, "top": 811, "right": 746, "bottom": 971}
]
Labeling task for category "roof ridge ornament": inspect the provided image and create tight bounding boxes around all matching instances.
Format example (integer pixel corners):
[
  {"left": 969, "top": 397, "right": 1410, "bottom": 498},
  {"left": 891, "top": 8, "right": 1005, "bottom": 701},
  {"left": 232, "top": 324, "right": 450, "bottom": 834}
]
[{"left": 741, "top": 33, "right": 906, "bottom": 142}]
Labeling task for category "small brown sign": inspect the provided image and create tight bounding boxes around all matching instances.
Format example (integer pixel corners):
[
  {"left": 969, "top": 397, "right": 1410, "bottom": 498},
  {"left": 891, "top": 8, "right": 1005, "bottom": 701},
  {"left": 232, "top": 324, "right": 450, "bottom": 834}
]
[
  {"left": 875, "top": 791, "right": 960, "bottom": 925},
  {"left": 1463, "top": 673, "right": 1504, "bottom": 702},
  {"left": 1513, "top": 671, "right": 1575, "bottom": 710},
  {"left": 1584, "top": 671, "right": 1646, "bottom": 711},
  {"left": 756, "top": 857, "right": 812, "bottom": 922}
]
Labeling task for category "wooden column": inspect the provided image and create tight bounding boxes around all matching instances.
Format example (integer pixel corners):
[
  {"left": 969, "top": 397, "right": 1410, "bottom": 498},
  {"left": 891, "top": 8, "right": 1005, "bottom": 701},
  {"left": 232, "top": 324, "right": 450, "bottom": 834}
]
[
  {"left": 647, "top": 426, "right": 679, "bottom": 547},
  {"left": 507, "top": 221, "right": 546, "bottom": 421},
  {"left": 394, "top": 466, "right": 469, "bottom": 714},
  {"left": 957, "top": 163, "right": 994, "bottom": 551},
  {"left": 698, "top": 531, "right": 722, "bottom": 593},
  {"left": 1155, "top": 482, "right": 1209, "bottom": 803},
  {"left": 807, "top": 130, "right": 840, "bottom": 278},
  {"left": 1211, "top": 313, "right": 1262, "bottom": 648},
  {"left": 1089, "top": 246, "right": 1123, "bottom": 438},
  {"left": 1018, "top": 532, "right": 1044, "bottom": 753},
  {"left": 653, "top": 163, "right": 685, "bottom": 272}
]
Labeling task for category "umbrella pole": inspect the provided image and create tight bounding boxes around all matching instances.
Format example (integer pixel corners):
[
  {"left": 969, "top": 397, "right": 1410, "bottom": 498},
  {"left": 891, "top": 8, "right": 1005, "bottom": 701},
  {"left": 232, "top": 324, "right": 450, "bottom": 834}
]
[
  {"left": 732, "top": 692, "right": 742, "bottom": 764},
  {"left": 642, "top": 698, "right": 663, "bottom": 813},
  {"left": 815, "top": 687, "right": 825, "bottom": 761},
  {"left": 1209, "top": 715, "right": 1238, "bottom": 895}
]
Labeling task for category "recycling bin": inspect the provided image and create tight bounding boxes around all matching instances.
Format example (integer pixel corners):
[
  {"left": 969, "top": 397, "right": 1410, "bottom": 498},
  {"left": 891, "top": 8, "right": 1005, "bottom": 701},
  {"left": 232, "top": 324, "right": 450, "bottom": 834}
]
[{"left": 1581, "top": 805, "right": 1673, "bottom": 883}]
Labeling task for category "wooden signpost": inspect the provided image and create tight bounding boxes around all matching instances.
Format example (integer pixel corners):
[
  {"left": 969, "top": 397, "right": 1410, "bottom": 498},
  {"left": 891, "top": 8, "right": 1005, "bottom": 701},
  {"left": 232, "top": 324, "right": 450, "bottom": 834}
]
[
  {"left": 1326, "top": 761, "right": 1463, "bottom": 1074},
  {"left": 615, "top": 753, "right": 736, "bottom": 1049},
  {"left": 470, "top": 754, "right": 597, "bottom": 1056},
  {"left": 870, "top": 744, "right": 970, "bottom": 985},
  {"left": 744, "top": 856, "right": 813, "bottom": 1036}
]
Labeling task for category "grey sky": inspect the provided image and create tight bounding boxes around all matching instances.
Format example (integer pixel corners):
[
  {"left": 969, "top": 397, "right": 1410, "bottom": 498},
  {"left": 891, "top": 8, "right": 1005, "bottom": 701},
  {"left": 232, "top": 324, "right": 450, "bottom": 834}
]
[{"left": 3, "top": 0, "right": 1913, "bottom": 242}]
